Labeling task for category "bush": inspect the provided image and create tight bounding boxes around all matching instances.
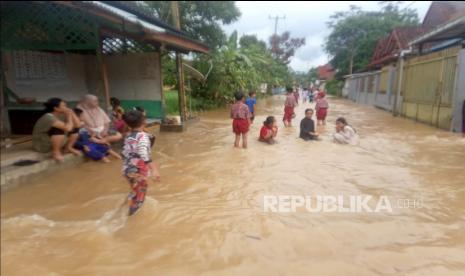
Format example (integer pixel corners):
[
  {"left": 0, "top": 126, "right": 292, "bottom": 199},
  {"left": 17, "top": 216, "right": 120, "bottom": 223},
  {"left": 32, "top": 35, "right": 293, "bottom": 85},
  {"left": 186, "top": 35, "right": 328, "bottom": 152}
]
[
  {"left": 164, "top": 90, "right": 221, "bottom": 115},
  {"left": 325, "top": 79, "right": 344, "bottom": 96}
]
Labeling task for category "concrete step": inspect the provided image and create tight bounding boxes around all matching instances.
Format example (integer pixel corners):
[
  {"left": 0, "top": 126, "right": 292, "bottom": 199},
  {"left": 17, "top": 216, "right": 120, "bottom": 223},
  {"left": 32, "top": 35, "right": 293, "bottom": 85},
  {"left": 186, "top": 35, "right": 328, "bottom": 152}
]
[{"left": 1, "top": 153, "right": 85, "bottom": 190}]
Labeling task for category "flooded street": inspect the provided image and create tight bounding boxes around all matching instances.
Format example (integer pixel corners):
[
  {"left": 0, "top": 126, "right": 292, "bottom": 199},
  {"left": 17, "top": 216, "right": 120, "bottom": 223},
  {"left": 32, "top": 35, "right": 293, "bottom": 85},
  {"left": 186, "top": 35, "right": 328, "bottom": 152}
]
[{"left": 2, "top": 96, "right": 465, "bottom": 276}]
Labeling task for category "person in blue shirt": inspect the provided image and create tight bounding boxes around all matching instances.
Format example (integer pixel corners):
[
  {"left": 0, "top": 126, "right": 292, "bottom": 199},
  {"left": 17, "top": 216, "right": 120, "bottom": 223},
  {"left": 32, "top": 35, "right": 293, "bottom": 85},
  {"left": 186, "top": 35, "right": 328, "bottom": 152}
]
[{"left": 245, "top": 91, "right": 257, "bottom": 123}]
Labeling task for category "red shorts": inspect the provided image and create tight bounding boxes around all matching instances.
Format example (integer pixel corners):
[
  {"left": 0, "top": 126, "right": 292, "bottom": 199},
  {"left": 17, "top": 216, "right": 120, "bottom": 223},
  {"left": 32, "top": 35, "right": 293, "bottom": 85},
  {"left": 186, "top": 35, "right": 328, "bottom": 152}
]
[
  {"left": 283, "top": 106, "right": 294, "bottom": 122},
  {"left": 317, "top": 108, "right": 327, "bottom": 120},
  {"left": 232, "top": 118, "right": 249, "bottom": 135}
]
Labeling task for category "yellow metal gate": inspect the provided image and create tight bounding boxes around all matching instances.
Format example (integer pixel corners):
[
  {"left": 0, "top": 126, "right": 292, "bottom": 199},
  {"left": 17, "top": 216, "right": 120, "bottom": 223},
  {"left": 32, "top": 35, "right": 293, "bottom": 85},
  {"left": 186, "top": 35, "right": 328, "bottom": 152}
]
[{"left": 401, "top": 46, "right": 460, "bottom": 129}]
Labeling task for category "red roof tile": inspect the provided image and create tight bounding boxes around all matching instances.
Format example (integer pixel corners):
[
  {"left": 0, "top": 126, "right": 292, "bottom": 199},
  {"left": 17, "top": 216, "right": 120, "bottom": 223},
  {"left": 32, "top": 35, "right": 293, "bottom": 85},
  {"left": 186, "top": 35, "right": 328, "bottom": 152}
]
[{"left": 317, "top": 64, "right": 335, "bottom": 80}]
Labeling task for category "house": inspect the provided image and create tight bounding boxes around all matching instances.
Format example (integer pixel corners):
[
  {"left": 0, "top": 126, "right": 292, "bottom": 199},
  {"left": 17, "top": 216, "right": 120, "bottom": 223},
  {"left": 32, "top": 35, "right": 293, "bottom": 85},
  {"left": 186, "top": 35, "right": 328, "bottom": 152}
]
[
  {"left": 343, "top": 0, "right": 465, "bottom": 122},
  {"left": 368, "top": 27, "right": 425, "bottom": 69},
  {"left": 0, "top": 1, "right": 209, "bottom": 136},
  {"left": 417, "top": 1, "right": 465, "bottom": 53},
  {"left": 404, "top": 15, "right": 465, "bottom": 131},
  {"left": 317, "top": 64, "right": 335, "bottom": 81},
  {"left": 422, "top": 1, "right": 465, "bottom": 29}
]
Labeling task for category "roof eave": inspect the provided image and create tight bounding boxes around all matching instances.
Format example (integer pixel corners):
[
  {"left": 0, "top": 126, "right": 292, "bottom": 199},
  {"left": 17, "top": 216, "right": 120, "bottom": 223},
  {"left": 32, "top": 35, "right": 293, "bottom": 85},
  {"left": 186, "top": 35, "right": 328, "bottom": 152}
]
[
  {"left": 56, "top": 1, "right": 209, "bottom": 54},
  {"left": 410, "top": 16, "right": 465, "bottom": 46}
]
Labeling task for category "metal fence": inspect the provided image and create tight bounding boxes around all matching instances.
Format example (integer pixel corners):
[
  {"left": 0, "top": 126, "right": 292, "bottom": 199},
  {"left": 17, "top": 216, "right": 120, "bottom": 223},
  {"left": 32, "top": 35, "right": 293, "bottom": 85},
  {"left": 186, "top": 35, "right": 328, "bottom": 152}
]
[{"left": 401, "top": 46, "right": 460, "bottom": 129}]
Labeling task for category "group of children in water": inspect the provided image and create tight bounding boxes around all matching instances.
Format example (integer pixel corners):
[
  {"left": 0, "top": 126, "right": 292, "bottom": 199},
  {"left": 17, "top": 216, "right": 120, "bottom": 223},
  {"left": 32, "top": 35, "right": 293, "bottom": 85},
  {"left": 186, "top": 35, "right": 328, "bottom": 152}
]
[
  {"left": 230, "top": 87, "right": 358, "bottom": 148},
  {"left": 68, "top": 87, "right": 358, "bottom": 216}
]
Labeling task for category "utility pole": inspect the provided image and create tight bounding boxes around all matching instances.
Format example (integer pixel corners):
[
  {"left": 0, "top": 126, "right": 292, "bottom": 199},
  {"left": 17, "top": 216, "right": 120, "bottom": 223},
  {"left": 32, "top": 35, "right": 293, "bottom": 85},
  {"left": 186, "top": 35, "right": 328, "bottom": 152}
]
[
  {"left": 269, "top": 15, "right": 285, "bottom": 36},
  {"left": 269, "top": 15, "right": 285, "bottom": 56},
  {"left": 171, "top": 1, "right": 188, "bottom": 123}
]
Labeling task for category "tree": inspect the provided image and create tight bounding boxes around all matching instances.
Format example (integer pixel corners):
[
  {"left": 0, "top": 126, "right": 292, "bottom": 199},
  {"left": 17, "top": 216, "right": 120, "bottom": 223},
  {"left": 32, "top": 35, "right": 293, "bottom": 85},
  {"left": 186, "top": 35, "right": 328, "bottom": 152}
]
[
  {"left": 142, "top": 1, "right": 241, "bottom": 48},
  {"left": 191, "top": 32, "right": 293, "bottom": 103},
  {"left": 308, "top": 67, "right": 318, "bottom": 84},
  {"left": 239, "top": 35, "right": 267, "bottom": 51},
  {"left": 292, "top": 71, "right": 312, "bottom": 87},
  {"left": 269, "top": 31, "right": 306, "bottom": 65},
  {"left": 325, "top": 2, "right": 419, "bottom": 76}
]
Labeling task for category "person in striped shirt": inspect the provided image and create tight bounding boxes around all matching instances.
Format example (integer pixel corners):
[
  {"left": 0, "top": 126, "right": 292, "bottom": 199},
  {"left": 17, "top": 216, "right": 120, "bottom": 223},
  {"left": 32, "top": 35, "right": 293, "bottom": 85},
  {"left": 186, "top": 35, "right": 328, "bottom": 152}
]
[{"left": 230, "top": 91, "right": 252, "bottom": 149}]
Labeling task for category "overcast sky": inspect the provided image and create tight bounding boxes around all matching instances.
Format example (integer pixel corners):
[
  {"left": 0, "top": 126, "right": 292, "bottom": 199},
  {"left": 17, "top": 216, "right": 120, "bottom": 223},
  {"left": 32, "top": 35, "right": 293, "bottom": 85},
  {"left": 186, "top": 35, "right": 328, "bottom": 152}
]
[{"left": 222, "top": 1, "right": 432, "bottom": 72}]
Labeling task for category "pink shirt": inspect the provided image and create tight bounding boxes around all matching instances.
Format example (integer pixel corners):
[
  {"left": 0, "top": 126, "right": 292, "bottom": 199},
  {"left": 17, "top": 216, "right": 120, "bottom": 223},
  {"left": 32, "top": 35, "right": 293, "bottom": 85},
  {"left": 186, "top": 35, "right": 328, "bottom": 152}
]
[
  {"left": 316, "top": 98, "right": 329, "bottom": 109},
  {"left": 230, "top": 102, "right": 251, "bottom": 119},
  {"left": 285, "top": 94, "right": 297, "bottom": 107}
]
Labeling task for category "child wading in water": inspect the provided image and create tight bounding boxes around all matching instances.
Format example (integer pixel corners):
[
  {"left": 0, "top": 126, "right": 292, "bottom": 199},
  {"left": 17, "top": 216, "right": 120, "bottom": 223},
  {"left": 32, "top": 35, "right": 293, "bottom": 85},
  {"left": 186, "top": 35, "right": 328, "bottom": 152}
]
[
  {"left": 315, "top": 92, "right": 329, "bottom": 126},
  {"left": 245, "top": 91, "right": 257, "bottom": 124},
  {"left": 231, "top": 91, "right": 252, "bottom": 148},
  {"left": 333, "top": 117, "right": 358, "bottom": 145},
  {"left": 300, "top": 108, "right": 319, "bottom": 141},
  {"left": 122, "top": 110, "right": 160, "bottom": 216},
  {"left": 283, "top": 87, "right": 297, "bottom": 127},
  {"left": 259, "top": 116, "right": 278, "bottom": 144}
]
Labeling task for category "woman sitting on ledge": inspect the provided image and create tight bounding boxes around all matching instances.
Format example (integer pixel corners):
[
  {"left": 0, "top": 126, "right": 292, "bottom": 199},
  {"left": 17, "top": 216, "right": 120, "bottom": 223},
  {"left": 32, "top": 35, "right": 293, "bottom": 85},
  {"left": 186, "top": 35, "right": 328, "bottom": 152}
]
[
  {"left": 32, "top": 98, "right": 81, "bottom": 162},
  {"left": 76, "top": 94, "right": 123, "bottom": 144}
]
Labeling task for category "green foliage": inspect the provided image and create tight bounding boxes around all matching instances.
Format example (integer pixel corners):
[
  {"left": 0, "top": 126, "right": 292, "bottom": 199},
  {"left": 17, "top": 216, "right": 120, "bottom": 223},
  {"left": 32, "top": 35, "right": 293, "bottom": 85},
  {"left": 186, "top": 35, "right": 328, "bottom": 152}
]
[
  {"left": 140, "top": 1, "right": 296, "bottom": 108},
  {"left": 325, "top": 79, "right": 344, "bottom": 96},
  {"left": 239, "top": 35, "right": 267, "bottom": 51},
  {"left": 325, "top": 2, "right": 419, "bottom": 76},
  {"left": 292, "top": 71, "right": 311, "bottom": 87},
  {"left": 164, "top": 90, "right": 179, "bottom": 115},
  {"left": 308, "top": 67, "right": 318, "bottom": 83},
  {"left": 164, "top": 90, "right": 217, "bottom": 115},
  {"left": 161, "top": 54, "right": 177, "bottom": 87},
  {"left": 142, "top": 1, "right": 240, "bottom": 48},
  {"left": 190, "top": 32, "right": 294, "bottom": 104}
]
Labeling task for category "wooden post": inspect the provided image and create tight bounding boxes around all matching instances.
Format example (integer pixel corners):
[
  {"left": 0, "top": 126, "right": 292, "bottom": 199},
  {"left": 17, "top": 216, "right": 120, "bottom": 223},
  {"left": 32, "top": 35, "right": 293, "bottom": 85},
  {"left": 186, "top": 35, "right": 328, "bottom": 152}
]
[
  {"left": 176, "top": 53, "right": 187, "bottom": 122},
  {"left": 0, "top": 53, "right": 11, "bottom": 137},
  {"left": 101, "top": 61, "right": 111, "bottom": 109},
  {"left": 0, "top": 60, "right": 5, "bottom": 137},
  {"left": 171, "top": 1, "right": 188, "bottom": 122},
  {"left": 159, "top": 49, "right": 166, "bottom": 118},
  {"left": 96, "top": 30, "right": 111, "bottom": 110}
]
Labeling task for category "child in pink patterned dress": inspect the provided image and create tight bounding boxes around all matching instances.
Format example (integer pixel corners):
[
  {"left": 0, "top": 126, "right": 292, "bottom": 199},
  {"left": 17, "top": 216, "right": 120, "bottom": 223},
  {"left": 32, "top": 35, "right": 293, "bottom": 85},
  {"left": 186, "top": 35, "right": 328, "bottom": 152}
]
[{"left": 122, "top": 110, "right": 160, "bottom": 216}]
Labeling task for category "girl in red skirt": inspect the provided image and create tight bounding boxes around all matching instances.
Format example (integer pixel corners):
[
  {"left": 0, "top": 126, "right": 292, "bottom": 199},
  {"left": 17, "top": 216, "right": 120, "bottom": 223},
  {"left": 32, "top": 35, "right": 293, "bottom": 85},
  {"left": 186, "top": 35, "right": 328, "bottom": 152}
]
[
  {"left": 230, "top": 91, "right": 252, "bottom": 148},
  {"left": 315, "top": 92, "right": 329, "bottom": 126},
  {"left": 283, "top": 87, "right": 297, "bottom": 127}
]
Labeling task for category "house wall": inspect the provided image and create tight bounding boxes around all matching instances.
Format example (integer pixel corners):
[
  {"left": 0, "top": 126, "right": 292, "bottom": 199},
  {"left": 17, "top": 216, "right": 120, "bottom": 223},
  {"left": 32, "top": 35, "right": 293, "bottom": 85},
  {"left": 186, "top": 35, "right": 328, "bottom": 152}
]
[
  {"left": 84, "top": 52, "right": 163, "bottom": 118},
  {"left": 346, "top": 72, "right": 379, "bottom": 106},
  {"left": 3, "top": 50, "right": 89, "bottom": 102},
  {"left": 451, "top": 49, "right": 465, "bottom": 133},
  {"left": 374, "top": 65, "right": 397, "bottom": 111},
  {"left": 1, "top": 50, "right": 164, "bottom": 135}
]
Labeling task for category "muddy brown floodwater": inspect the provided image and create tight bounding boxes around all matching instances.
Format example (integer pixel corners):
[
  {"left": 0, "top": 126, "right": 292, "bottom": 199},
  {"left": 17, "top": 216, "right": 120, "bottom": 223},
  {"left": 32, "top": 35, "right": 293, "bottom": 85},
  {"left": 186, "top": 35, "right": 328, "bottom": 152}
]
[{"left": 2, "top": 96, "right": 465, "bottom": 276}]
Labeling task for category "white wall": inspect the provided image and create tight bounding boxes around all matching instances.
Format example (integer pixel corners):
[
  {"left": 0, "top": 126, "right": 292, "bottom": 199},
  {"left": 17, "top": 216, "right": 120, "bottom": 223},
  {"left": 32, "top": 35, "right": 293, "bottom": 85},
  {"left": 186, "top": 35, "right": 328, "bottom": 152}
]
[
  {"left": 106, "top": 52, "right": 162, "bottom": 101},
  {"left": 3, "top": 50, "right": 163, "bottom": 104},
  {"left": 3, "top": 50, "right": 89, "bottom": 102},
  {"left": 84, "top": 52, "right": 162, "bottom": 102}
]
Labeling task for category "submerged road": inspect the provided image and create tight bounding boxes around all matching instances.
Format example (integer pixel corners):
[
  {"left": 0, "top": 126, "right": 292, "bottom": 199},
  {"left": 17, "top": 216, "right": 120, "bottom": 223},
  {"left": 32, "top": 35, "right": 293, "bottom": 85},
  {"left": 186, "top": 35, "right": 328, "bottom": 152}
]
[{"left": 2, "top": 96, "right": 465, "bottom": 275}]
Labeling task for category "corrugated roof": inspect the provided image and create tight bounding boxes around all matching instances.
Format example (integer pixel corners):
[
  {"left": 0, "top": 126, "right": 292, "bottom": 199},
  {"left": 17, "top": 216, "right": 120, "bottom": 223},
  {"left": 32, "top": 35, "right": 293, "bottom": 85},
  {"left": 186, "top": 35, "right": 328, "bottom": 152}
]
[
  {"left": 66, "top": 1, "right": 209, "bottom": 54},
  {"left": 410, "top": 16, "right": 465, "bottom": 45},
  {"left": 423, "top": 1, "right": 465, "bottom": 28}
]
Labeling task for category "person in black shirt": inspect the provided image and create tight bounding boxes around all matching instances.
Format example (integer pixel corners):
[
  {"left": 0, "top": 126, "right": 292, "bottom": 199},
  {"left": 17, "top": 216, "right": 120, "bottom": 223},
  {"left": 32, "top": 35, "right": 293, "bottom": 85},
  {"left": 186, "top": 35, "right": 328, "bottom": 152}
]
[{"left": 300, "top": 108, "right": 319, "bottom": 141}]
